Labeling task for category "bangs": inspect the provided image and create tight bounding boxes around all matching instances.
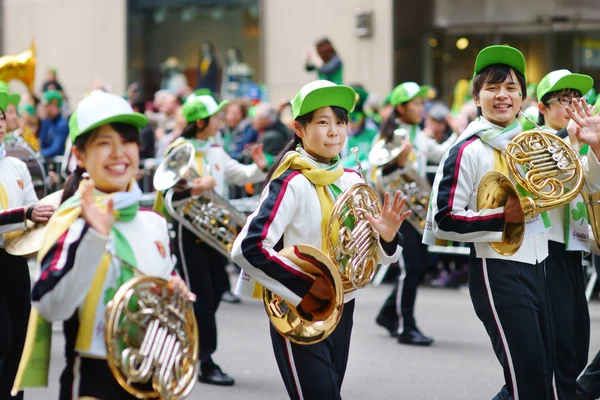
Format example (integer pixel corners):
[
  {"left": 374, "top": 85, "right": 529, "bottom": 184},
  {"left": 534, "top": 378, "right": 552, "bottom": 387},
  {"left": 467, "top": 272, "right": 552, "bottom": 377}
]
[
  {"left": 75, "top": 122, "right": 141, "bottom": 150},
  {"left": 541, "top": 88, "right": 582, "bottom": 104},
  {"left": 472, "top": 64, "right": 528, "bottom": 101},
  {"left": 296, "top": 106, "right": 349, "bottom": 127}
]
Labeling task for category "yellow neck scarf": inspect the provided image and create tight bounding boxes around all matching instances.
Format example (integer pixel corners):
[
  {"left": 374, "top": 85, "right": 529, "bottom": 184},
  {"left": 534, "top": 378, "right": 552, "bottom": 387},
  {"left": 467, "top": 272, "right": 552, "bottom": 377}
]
[{"left": 270, "top": 151, "right": 344, "bottom": 249}]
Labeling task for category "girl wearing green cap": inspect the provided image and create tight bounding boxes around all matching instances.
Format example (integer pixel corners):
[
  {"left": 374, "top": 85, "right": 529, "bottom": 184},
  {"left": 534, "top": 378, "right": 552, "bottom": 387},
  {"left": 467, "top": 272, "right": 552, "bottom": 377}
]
[
  {"left": 424, "top": 45, "right": 600, "bottom": 399},
  {"left": 536, "top": 69, "right": 594, "bottom": 399},
  {"left": 0, "top": 91, "right": 55, "bottom": 400},
  {"left": 27, "top": 91, "right": 194, "bottom": 399},
  {"left": 164, "top": 94, "right": 267, "bottom": 386},
  {"left": 232, "top": 80, "right": 410, "bottom": 399},
  {"left": 375, "top": 81, "right": 458, "bottom": 347}
]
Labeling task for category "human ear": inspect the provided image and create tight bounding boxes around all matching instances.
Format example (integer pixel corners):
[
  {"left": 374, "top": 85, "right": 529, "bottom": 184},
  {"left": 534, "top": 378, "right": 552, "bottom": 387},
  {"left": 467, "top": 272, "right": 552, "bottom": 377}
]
[
  {"left": 294, "top": 121, "right": 305, "bottom": 139},
  {"left": 73, "top": 146, "right": 86, "bottom": 168},
  {"left": 537, "top": 102, "right": 547, "bottom": 117}
]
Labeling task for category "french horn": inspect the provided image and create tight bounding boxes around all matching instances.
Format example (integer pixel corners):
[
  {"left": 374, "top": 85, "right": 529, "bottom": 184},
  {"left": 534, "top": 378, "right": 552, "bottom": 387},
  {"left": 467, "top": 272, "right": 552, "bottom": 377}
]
[
  {"left": 105, "top": 254, "right": 199, "bottom": 400},
  {"left": 153, "top": 141, "right": 248, "bottom": 259},
  {"left": 369, "top": 129, "right": 431, "bottom": 235},
  {"left": 477, "top": 128, "right": 584, "bottom": 255},
  {"left": 263, "top": 148, "right": 384, "bottom": 344}
]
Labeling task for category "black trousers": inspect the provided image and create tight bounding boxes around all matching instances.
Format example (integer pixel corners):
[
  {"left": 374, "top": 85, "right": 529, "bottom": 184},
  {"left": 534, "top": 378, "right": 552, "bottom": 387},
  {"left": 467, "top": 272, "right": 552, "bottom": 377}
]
[
  {"left": 577, "top": 350, "right": 600, "bottom": 398},
  {"left": 378, "top": 224, "right": 428, "bottom": 333},
  {"left": 546, "top": 241, "right": 590, "bottom": 400},
  {"left": 0, "top": 250, "right": 30, "bottom": 400},
  {"left": 77, "top": 357, "right": 150, "bottom": 400},
  {"left": 469, "top": 256, "right": 555, "bottom": 400},
  {"left": 270, "top": 300, "right": 355, "bottom": 400},
  {"left": 175, "top": 225, "right": 229, "bottom": 371}
]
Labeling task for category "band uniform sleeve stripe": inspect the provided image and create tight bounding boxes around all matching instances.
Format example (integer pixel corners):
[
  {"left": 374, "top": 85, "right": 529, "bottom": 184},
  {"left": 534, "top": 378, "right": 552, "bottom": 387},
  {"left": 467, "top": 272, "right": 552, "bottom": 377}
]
[
  {"left": 434, "top": 136, "right": 505, "bottom": 234},
  {"left": 240, "top": 170, "right": 315, "bottom": 297},
  {"left": 33, "top": 224, "right": 90, "bottom": 301},
  {"left": 0, "top": 207, "right": 25, "bottom": 225}
]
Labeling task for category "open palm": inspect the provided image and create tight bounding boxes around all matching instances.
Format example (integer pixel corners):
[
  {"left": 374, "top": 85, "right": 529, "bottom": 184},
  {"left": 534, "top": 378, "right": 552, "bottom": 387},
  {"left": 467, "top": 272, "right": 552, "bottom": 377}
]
[
  {"left": 566, "top": 98, "right": 600, "bottom": 149},
  {"left": 80, "top": 179, "right": 115, "bottom": 236},
  {"left": 365, "top": 191, "right": 412, "bottom": 243}
]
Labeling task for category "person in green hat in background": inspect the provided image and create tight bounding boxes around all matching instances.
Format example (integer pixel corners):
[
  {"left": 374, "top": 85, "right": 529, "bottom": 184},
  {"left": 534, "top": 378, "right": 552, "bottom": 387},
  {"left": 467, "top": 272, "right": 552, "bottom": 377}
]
[
  {"left": 39, "top": 90, "right": 69, "bottom": 158},
  {"left": 0, "top": 90, "right": 55, "bottom": 400},
  {"left": 232, "top": 79, "right": 408, "bottom": 400},
  {"left": 341, "top": 84, "right": 378, "bottom": 171},
  {"left": 375, "top": 81, "right": 458, "bottom": 347},
  {"left": 27, "top": 90, "right": 193, "bottom": 399},
  {"left": 0, "top": 82, "right": 21, "bottom": 140},
  {"left": 535, "top": 69, "right": 595, "bottom": 400},
  {"left": 424, "top": 45, "right": 600, "bottom": 399},
  {"left": 159, "top": 94, "right": 267, "bottom": 386}
]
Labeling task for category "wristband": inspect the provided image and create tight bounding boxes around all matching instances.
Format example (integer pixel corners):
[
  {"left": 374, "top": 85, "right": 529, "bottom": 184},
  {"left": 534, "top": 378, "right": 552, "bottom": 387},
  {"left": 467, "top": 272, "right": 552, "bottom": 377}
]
[{"left": 26, "top": 206, "right": 34, "bottom": 221}]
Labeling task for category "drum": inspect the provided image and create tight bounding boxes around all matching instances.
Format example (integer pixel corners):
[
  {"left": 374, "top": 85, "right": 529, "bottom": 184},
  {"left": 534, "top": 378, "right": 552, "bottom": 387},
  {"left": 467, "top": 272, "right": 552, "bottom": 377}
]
[{"left": 5, "top": 140, "right": 47, "bottom": 199}]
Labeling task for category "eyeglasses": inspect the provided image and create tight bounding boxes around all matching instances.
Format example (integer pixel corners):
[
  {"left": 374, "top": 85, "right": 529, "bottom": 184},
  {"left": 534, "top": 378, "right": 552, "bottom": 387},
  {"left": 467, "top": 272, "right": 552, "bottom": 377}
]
[{"left": 546, "top": 97, "right": 577, "bottom": 107}]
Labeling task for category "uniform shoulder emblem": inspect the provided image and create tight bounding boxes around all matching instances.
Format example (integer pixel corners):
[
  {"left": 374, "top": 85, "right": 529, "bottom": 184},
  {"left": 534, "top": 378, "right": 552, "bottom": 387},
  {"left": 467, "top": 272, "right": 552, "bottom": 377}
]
[
  {"left": 17, "top": 180, "right": 23, "bottom": 190},
  {"left": 214, "top": 164, "right": 220, "bottom": 171},
  {"left": 155, "top": 240, "right": 166, "bottom": 258}
]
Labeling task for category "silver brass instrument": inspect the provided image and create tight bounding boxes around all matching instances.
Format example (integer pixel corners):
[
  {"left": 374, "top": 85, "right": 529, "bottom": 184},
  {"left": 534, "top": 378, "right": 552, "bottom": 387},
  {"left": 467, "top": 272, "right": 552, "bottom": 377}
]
[
  {"left": 263, "top": 147, "right": 383, "bottom": 344},
  {"left": 153, "top": 141, "right": 248, "bottom": 259},
  {"left": 369, "top": 129, "right": 431, "bottom": 234},
  {"left": 105, "top": 253, "right": 198, "bottom": 400}
]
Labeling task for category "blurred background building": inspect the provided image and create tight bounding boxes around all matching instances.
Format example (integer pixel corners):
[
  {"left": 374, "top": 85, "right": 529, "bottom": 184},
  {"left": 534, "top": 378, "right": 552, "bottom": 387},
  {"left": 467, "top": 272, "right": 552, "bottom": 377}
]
[{"left": 2, "top": 0, "right": 600, "bottom": 104}]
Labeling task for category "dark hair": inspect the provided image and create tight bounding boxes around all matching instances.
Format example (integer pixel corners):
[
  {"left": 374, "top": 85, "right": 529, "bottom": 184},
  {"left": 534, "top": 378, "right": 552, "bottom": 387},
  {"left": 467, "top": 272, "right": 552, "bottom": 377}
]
[
  {"left": 263, "top": 106, "right": 348, "bottom": 184},
  {"left": 379, "top": 108, "right": 400, "bottom": 142},
  {"left": 0, "top": 108, "right": 5, "bottom": 120},
  {"left": 228, "top": 99, "right": 250, "bottom": 119},
  {"left": 131, "top": 99, "right": 146, "bottom": 114},
  {"left": 538, "top": 88, "right": 582, "bottom": 126},
  {"left": 181, "top": 117, "right": 211, "bottom": 139},
  {"left": 472, "top": 64, "right": 527, "bottom": 118},
  {"left": 61, "top": 122, "right": 141, "bottom": 203}
]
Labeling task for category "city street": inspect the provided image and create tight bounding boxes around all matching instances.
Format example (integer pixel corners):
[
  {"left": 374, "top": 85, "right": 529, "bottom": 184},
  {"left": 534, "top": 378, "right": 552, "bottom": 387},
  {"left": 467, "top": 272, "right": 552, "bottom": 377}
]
[{"left": 24, "top": 281, "right": 600, "bottom": 399}]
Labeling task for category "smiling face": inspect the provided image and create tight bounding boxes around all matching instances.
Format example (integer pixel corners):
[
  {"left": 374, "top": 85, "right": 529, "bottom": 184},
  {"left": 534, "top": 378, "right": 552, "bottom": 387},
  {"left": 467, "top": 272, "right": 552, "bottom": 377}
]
[
  {"left": 539, "top": 89, "right": 580, "bottom": 131},
  {"left": 474, "top": 68, "right": 525, "bottom": 127},
  {"left": 295, "top": 106, "right": 348, "bottom": 163},
  {"left": 74, "top": 124, "right": 140, "bottom": 193}
]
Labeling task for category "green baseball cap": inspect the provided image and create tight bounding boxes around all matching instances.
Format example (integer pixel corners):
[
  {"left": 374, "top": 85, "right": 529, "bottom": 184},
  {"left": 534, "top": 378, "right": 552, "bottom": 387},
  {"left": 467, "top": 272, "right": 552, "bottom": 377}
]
[
  {"left": 473, "top": 45, "right": 526, "bottom": 79},
  {"left": 291, "top": 80, "right": 356, "bottom": 120},
  {"left": 0, "top": 81, "right": 21, "bottom": 108},
  {"left": 69, "top": 90, "right": 148, "bottom": 143},
  {"left": 536, "top": 69, "right": 594, "bottom": 101},
  {"left": 43, "top": 90, "right": 64, "bottom": 108},
  {"left": 182, "top": 95, "right": 228, "bottom": 123},
  {"left": 0, "top": 92, "right": 8, "bottom": 112},
  {"left": 390, "top": 82, "right": 431, "bottom": 106}
]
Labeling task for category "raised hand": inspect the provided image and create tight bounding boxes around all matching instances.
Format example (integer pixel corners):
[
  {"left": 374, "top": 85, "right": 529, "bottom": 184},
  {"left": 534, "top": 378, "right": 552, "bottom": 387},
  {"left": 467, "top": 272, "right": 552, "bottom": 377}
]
[
  {"left": 565, "top": 98, "right": 600, "bottom": 157},
  {"left": 249, "top": 143, "right": 267, "bottom": 171},
  {"left": 365, "top": 190, "right": 412, "bottom": 243},
  {"left": 27, "top": 204, "right": 55, "bottom": 223},
  {"left": 80, "top": 179, "right": 114, "bottom": 236}
]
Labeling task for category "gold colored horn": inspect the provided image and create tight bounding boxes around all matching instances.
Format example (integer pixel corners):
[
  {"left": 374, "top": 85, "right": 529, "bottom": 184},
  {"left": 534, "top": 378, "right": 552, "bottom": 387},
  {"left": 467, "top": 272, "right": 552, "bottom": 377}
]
[
  {"left": 477, "top": 129, "right": 584, "bottom": 256},
  {"left": 0, "top": 41, "right": 36, "bottom": 95}
]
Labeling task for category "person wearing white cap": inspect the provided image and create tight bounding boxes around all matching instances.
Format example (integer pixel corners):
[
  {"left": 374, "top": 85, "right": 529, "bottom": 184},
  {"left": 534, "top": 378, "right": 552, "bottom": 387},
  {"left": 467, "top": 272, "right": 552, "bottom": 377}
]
[
  {"left": 375, "top": 82, "right": 459, "bottom": 346},
  {"left": 536, "top": 69, "right": 595, "bottom": 399},
  {"left": 232, "top": 80, "right": 408, "bottom": 399},
  {"left": 159, "top": 94, "right": 268, "bottom": 386},
  {"left": 22, "top": 91, "right": 194, "bottom": 399}
]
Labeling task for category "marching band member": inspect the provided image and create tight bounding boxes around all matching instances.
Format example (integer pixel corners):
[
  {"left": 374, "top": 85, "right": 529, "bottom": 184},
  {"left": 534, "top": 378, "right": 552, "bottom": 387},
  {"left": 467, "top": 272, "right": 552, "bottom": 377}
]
[
  {"left": 167, "top": 94, "right": 268, "bottom": 386},
  {"left": 424, "top": 45, "right": 600, "bottom": 399},
  {"left": 375, "top": 81, "right": 458, "bottom": 346},
  {"left": 232, "top": 80, "right": 409, "bottom": 400},
  {"left": 0, "top": 90, "right": 54, "bottom": 400},
  {"left": 536, "top": 69, "right": 594, "bottom": 399},
  {"left": 30, "top": 91, "right": 194, "bottom": 399}
]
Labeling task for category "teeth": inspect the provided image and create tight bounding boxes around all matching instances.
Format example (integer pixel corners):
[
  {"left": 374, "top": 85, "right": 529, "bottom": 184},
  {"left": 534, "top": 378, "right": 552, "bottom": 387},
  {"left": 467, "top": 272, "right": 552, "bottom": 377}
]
[{"left": 107, "top": 165, "right": 127, "bottom": 173}]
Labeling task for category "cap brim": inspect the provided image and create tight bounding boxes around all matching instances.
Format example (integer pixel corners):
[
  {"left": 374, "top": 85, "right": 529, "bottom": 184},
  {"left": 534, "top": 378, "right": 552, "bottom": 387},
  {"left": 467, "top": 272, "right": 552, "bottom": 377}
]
[
  {"left": 415, "top": 85, "right": 431, "bottom": 99},
  {"left": 474, "top": 45, "right": 526, "bottom": 78},
  {"left": 546, "top": 74, "right": 594, "bottom": 99},
  {"left": 0, "top": 92, "right": 8, "bottom": 112},
  {"left": 208, "top": 100, "right": 229, "bottom": 118},
  {"left": 296, "top": 86, "right": 356, "bottom": 119},
  {"left": 80, "top": 113, "right": 148, "bottom": 137}
]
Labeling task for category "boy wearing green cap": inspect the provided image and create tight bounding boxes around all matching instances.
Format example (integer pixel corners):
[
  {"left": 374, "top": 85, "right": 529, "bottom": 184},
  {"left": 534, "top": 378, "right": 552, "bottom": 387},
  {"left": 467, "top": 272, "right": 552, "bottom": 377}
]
[
  {"left": 232, "top": 79, "right": 407, "bottom": 400},
  {"left": 375, "top": 81, "right": 458, "bottom": 346},
  {"left": 162, "top": 94, "right": 267, "bottom": 386},
  {"left": 39, "top": 90, "right": 68, "bottom": 158},
  {"left": 536, "top": 69, "right": 594, "bottom": 399},
  {"left": 424, "top": 45, "right": 600, "bottom": 399},
  {"left": 0, "top": 91, "right": 55, "bottom": 400}
]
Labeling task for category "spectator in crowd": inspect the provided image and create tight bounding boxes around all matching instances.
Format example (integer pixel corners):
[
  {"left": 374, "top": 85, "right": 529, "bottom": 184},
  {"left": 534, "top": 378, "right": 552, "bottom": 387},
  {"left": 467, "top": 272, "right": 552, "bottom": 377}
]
[
  {"left": 39, "top": 90, "right": 69, "bottom": 158},
  {"left": 125, "top": 82, "right": 141, "bottom": 105},
  {"left": 277, "top": 99, "right": 294, "bottom": 132},
  {"left": 197, "top": 41, "right": 221, "bottom": 94},
  {"left": 131, "top": 99, "right": 156, "bottom": 160},
  {"left": 42, "top": 67, "right": 65, "bottom": 95},
  {"left": 304, "top": 37, "right": 344, "bottom": 84},
  {"left": 249, "top": 102, "right": 290, "bottom": 161},
  {"left": 222, "top": 99, "right": 254, "bottom": 159},
  {"left": 154, "top": 92, "right": 183, "bottom": 160}
]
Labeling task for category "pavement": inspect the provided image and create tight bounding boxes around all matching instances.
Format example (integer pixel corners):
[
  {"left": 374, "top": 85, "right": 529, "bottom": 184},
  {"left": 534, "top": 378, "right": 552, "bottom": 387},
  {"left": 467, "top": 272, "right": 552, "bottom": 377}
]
[{"left": 22, "top": 282, "right": 600, "bottom": 400}]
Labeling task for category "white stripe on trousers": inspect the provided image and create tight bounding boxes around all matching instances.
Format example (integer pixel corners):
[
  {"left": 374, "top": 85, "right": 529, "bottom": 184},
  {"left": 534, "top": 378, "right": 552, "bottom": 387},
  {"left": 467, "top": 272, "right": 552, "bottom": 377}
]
[
  {"left": 72, "top": 356, "right": 81, "bottom": 399},
  {"left": 482, "top": 259, "right": 519, "bottom": 400},
  {"left": 177, "top": 223, "right": 192, "bottom": 289},
  {"left": 284, "top": 338, "right": 304, "bottom": 400},
  {"left": 396, "top": 256, "right": 406, "bottom": 335}
]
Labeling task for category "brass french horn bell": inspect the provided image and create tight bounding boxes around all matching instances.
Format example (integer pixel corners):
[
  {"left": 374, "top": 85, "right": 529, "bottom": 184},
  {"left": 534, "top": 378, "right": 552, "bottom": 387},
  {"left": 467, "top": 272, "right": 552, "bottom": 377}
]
[
  {"left": 477, "top": 129, "right": 584, "bottom": 256},
  {"left": 0, "top": 41, "right": 36, "bottom": 95}
]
